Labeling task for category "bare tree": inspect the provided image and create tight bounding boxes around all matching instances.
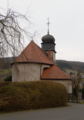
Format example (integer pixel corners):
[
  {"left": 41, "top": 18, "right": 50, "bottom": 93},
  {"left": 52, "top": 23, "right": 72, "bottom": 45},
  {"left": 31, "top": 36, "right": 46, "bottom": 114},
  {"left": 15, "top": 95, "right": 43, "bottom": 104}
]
[
  {"left": 0, "top": 7, "right": 39, "bottom": 81},
  {"left": 72, "top": 72, "right": 82, "bottom": 94},
  {"left": 0, "top": 8, "right": 33, "bottom": 57}
]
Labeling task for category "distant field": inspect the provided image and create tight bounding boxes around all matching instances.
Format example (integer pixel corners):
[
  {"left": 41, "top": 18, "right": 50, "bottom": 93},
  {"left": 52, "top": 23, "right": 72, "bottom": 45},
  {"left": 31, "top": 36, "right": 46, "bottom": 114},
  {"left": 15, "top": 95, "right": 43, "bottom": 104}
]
[
  {"left": 65, "top": 69, "right": 77, "bottom": 76},
  {"left": 0, "top": 69, "right": 11, "bottom": 81},
  {"left": 56, "top": 60, "right": 84, "bottom": 73},
  {"left": 65, "top": 69, "right": 84, "bottom": 77}
]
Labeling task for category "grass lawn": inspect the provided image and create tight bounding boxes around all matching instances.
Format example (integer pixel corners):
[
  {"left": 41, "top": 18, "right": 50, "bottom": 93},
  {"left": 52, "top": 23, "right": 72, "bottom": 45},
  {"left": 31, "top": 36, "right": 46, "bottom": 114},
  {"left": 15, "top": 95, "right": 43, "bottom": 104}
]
[
  {"left": 65, "top": 69, "right": 77, "bottom": 76},
  {"left": 0, "top": 69, "right": 11, "bottom": 81},
  {"left": 65, "top": 69, "right": 84, "bottom": 77}
]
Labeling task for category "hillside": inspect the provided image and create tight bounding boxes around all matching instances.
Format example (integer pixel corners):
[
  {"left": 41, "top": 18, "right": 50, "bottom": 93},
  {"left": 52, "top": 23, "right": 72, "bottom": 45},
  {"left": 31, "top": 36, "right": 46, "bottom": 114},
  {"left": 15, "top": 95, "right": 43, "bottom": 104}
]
[
  {"left": 0, "top": 57, "right": 84, "bottom": 73},
  {"left": 0, "top": 57, "right": 16, "bottom": 69},
  {"left": 56, "top": 60, "right": 84, "bottom": 73}
]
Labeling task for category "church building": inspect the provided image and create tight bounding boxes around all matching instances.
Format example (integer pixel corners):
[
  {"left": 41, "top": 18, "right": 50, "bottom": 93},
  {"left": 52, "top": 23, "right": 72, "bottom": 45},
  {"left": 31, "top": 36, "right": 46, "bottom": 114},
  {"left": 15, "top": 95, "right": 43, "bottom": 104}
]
[{"left": 11, "top": 20, "right": 72, "bottom": 94}]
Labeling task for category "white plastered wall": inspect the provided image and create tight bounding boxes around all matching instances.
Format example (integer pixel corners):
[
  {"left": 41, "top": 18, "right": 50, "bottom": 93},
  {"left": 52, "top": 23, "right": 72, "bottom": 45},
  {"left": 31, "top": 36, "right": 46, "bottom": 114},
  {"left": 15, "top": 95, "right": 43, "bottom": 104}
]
[
  {"left": 51, "top": 51, "right": 55, "bottom": 62},
  {"left": 41, "top": 64, "right": 50, "bottom": 76},
  {"left": 12, "top": 63, "right": 41, "bottom": 82},
  {"left": 55, "top": 80, "right": 72, "bottom": 94}
]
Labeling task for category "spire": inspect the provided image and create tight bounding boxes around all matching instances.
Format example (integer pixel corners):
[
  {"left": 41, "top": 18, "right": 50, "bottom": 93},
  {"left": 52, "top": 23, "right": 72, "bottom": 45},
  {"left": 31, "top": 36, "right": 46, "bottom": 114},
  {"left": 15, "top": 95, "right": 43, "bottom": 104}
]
[{"left": 47, "top": 18, "right": 50, "bottom": 34}]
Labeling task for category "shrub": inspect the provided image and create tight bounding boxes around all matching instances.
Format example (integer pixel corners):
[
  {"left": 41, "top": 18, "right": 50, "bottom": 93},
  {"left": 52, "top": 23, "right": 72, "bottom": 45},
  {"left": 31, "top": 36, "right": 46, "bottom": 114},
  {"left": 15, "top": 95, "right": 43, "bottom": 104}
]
[
  {"left": 81, "top": 87, "right": 84, "bottom": 93},
  {"left": 0, "top": 81, "right": 67, "bottom": 112},
  {"left": 4, "top": 75, "right": 12, "bottom": 82}
]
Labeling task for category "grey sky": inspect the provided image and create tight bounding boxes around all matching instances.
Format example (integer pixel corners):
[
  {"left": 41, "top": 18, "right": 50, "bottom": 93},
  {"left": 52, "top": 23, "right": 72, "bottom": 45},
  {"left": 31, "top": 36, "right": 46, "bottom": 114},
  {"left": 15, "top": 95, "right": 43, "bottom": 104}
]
[{"left": 0, "top": 0, "right": 84, "bottom": 62}]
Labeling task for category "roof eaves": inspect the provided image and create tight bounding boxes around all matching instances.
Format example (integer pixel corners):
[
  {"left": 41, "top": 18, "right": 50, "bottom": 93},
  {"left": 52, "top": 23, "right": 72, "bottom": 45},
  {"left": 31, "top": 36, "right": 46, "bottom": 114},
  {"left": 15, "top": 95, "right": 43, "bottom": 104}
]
[
  {"left": 41, "top": 78, "right": 71, "bottom": 80},
  {"left": 11, "top": 61, "right": 54, "bottom": 66}
]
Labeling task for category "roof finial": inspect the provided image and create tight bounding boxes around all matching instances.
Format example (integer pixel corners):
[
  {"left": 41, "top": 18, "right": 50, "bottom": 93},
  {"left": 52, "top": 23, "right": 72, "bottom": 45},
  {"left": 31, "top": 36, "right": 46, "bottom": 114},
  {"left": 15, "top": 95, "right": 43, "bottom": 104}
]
[
  {"left": 47, "top": 18, "right": 50, "bottom": 34},
  {"left": 31, "top": 37, "right": 33, "bottom": 41}
]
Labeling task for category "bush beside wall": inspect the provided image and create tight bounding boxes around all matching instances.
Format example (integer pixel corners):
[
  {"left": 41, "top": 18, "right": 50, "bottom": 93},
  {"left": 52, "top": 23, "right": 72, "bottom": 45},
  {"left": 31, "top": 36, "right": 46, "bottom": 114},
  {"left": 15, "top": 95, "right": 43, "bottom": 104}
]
[
  {"left": 0, "top": 81, "right": 67, "bottom": 112},
  {"left": 4, "top": 75, "right": 12, "bottom": 82}
]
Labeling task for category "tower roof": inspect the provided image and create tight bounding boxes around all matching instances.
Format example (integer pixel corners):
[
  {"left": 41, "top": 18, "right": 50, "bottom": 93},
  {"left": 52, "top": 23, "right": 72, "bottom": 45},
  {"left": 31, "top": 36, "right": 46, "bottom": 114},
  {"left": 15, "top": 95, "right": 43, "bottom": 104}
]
[
  {"left": 11, "top": 41, "right": 53, "bottom": 65},
  {"left": 42, "top": 34, "right": 55, "bottom": 43}
]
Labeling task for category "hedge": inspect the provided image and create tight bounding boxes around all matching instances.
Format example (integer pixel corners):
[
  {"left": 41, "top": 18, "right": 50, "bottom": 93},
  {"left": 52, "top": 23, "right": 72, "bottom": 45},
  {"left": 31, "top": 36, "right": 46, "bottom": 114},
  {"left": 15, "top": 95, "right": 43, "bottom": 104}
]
[
  {"left": 4, "top": 75, "right": 12, "bottom": 82},
  {"left": 0, "top": 81, "right": 67, "bottom": 112}
]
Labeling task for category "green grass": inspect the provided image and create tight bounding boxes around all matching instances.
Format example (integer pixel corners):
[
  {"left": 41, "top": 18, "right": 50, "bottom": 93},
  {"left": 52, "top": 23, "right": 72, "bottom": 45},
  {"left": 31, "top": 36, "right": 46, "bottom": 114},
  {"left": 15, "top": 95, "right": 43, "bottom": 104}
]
[
  {"left": 0, "top": 69, "right": 11, "bottom": 75},
  {"left": 65, "top": 69, "right": 84, "bottom": 77},
  {"left": 0, "top": 69, "right": 11, "bottom": 81},
  {"left": 82, "top": 79, "right": 84, "bottom": 81},
  {"left": 78, "top": 102, "right": 84, "bottom": 104},
  {"left": 65, "top": 69, "right": 77, "bottom": 76}
]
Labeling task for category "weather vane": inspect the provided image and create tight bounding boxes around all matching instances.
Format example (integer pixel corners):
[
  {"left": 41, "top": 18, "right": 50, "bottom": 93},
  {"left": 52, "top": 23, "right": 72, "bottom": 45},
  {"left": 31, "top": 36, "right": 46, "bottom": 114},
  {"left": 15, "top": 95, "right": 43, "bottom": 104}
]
[{"left": 47, "top": 18, "right": 50, "bottom": 34}]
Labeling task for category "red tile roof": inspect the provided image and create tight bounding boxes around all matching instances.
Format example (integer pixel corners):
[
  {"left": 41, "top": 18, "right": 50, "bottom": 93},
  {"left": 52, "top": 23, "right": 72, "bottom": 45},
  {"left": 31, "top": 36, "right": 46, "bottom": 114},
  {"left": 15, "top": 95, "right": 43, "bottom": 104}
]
[
  {"left": 12, "top": 40, "right": 70, "bottom": 80},
  {"left": 41, "top": 65, "right": 71, "bottom": 80},
  {"left": 12, "top": 41, "right": 53, "bottom": 65}
]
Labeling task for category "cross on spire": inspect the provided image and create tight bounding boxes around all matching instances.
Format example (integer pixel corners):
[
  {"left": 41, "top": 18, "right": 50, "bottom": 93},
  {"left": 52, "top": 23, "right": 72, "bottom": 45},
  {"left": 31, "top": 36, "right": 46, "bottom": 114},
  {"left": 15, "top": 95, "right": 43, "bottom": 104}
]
[{"left": 47, "top": 18, "right": 50, "bottom": 34}]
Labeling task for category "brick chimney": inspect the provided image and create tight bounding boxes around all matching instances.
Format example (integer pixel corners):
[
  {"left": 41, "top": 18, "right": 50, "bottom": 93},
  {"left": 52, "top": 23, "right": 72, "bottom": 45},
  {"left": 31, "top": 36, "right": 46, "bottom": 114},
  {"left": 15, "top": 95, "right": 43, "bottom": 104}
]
[
  {"left": 47, "top": 50, "right": 55, "bottom": 62},
  {"left": 48, "top": 51, "right": 51, "bottom": 60}
]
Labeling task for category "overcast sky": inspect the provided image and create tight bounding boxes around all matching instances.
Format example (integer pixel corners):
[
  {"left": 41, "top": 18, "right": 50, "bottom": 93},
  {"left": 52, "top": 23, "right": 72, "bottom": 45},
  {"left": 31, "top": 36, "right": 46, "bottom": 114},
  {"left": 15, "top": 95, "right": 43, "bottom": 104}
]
[{"left": 0, "top": 0, "right": 84, "bottom": 62}]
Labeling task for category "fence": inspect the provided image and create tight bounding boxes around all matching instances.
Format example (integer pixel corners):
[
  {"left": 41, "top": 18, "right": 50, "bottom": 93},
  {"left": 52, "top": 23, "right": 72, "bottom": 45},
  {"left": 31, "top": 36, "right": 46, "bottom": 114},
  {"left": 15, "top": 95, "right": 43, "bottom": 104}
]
[{"left": 68, "top": 93, "right": 84, "bottom": 103}]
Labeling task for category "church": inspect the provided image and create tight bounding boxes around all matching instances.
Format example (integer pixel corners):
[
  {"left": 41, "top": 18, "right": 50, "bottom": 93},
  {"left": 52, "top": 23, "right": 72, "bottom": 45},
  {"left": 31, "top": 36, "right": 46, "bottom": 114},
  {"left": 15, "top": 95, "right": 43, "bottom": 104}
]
[{"left": 11, "top": 21, "right": 72, "bottom": 94}]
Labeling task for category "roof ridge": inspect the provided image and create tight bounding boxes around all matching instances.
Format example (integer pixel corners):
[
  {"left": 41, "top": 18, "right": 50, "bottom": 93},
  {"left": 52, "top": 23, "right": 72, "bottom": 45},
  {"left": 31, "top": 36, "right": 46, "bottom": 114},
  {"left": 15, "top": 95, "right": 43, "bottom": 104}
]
[
  {"left": 55, "top": 65, "right": 70, "bottom": 78},
  {"left": 31, "top": 41, "right": 34, "bottom": 61},
  {"left": 33, "top": 41, "right": 43, "bottom": 63},
  {"left": 21, "top": 41, "right": 32, "bottom": 61},
  {"left": 34, "top": 41, "right": 54, "bottom": 64},
  {"left": 11, "top": 40, "right": 53, "bottom": 65}
]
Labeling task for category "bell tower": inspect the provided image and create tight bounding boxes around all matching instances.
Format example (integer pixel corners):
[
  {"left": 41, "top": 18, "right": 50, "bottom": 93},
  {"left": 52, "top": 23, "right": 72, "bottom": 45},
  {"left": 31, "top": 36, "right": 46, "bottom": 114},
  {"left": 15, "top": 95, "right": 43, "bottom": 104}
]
[{"left": 41, "top": 19, "right": 56, "bottom": 62}]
